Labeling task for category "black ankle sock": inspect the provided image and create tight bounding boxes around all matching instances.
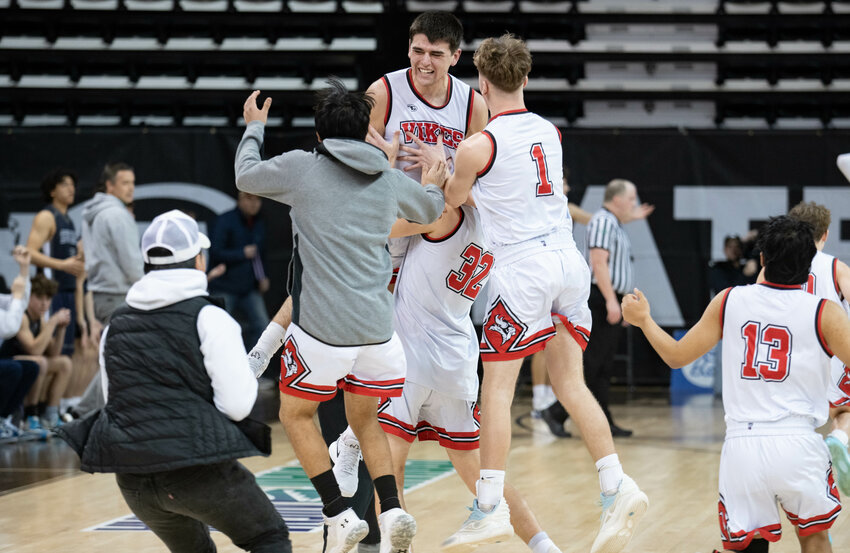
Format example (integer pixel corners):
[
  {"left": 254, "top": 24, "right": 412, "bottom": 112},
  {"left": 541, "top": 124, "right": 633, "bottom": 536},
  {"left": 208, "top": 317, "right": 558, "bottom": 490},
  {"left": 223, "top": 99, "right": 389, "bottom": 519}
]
[
  {"left": 373, "top": 474, "right": 401, "bottom": 513},
  {"left": 23, "top": 405, "right": 37, "bottom": 418},
  {"left": 742, "top": 539, "right": 769, "bottom": 553},
  {"left": 37, "top": 402, "right": 47, "bottom": 416},
  {"left": 310, "top": 469, "right": 347, "bottom": 517}
]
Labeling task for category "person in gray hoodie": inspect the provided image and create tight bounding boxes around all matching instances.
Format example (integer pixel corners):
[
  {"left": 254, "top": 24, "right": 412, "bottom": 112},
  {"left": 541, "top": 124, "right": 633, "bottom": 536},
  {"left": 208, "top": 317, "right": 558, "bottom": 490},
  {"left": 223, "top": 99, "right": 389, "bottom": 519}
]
[
  {"left": 74, "top": 162, "right": 144, "bottom": 420},
  {"left": 81, "top": 162, "right": 144, "bottom": 324},
  {"left": 235, "top": 79, "right": 446, "bottom": 553}
]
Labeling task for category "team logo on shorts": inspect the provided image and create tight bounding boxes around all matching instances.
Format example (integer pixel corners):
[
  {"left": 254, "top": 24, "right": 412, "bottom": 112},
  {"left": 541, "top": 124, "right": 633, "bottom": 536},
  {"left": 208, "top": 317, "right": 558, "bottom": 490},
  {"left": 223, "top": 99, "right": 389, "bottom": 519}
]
[
  {"left": 480, "top": 298, "right": 527, "bottom": 354},
  {"left": 280, "top": 336, "right": 311, "bottom": 386}
]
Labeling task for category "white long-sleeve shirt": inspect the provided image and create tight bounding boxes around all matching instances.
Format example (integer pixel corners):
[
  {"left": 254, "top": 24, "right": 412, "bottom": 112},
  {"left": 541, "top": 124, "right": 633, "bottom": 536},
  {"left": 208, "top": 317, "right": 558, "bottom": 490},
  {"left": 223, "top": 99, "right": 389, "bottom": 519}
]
[
  {"left": 99, "top": 268, "right": 257, "bottom": 421},
  {"left": 0, "top": 280, "right": 31, "bottom": 340}
]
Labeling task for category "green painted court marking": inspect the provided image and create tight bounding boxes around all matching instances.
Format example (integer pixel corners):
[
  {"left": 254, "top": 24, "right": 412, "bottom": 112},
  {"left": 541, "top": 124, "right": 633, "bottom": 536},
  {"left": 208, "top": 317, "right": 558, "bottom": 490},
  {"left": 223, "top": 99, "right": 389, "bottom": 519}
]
[
  {"left": 90, "top": 459, "right": 457, "bottom": 533},
  {"left": 255, "top": 458, "right": 456, "bottom": 494}
]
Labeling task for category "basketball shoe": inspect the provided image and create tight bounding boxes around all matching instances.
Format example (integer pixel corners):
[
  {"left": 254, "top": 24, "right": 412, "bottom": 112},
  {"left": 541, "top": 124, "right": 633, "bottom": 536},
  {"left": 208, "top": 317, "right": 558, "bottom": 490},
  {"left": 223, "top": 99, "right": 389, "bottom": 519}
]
[
  {"left": 378, "top": 507, "right": 416, "bottom": 553},
  {"left": 441, "top": 499, "right": 513, "bottom": 552},
  {"left": 325, "top": 507, "right": 369, "bottom": 553},
  {"left": 329, "top": 429, "right": 361, "bottom": 497},
  {"left": 590, "top": 475, "right": 648, "bottom": 553}
]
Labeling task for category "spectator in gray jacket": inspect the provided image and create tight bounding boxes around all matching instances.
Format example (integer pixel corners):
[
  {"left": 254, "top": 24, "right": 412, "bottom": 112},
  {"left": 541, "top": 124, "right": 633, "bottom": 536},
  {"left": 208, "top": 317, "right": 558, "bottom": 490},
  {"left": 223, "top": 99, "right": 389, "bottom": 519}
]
[
  {"left": 74, "top": 162, "right": 144, "bottom": 419},
  {"left": 235, "top": 79, "right": 445, "bottom": 552},
  {"left": 81, "top": 162, "right": 143, "bottom": 324}
]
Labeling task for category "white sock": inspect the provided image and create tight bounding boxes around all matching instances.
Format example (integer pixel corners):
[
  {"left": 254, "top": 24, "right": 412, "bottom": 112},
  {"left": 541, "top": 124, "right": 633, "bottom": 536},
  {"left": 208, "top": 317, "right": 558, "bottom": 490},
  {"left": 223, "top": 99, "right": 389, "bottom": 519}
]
[
  {"left": 830, "top": 429, "right": 849, "bottom": 448},
  {"left": 596, "top": 454, "right": 624, "bottom": 496},
  {"left": 60, "top": 396, "right": 81, "bottom": 413},
  {"left": 528, "top": 531, "right": 558, "bottom": 553},
  {"left": 532, "top": 385, "right": 556, "bottom": 411},
  {"left": 477, "top": 470, "right": 505, "bottom": 512},
  {"left": 253, "top": 322, "right": 286, "bottom": 357}
]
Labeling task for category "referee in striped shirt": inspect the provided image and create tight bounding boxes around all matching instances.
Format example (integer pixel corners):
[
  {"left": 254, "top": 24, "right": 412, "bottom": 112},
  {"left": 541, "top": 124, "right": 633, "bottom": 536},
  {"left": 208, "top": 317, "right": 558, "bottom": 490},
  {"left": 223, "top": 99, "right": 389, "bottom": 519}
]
[{"left": 584, "top": 179, "right": 653, "bottom": 437}]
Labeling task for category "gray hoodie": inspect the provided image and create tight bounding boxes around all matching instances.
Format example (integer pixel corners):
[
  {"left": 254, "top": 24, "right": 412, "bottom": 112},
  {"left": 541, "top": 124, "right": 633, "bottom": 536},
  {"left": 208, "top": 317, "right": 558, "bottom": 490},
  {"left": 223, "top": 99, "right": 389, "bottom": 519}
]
[
  {"left": 235, "top": 121, "right": 445, "bottom": 346},
  {"left": 82, "top": 192, "right": 144, "bottom": 295}
]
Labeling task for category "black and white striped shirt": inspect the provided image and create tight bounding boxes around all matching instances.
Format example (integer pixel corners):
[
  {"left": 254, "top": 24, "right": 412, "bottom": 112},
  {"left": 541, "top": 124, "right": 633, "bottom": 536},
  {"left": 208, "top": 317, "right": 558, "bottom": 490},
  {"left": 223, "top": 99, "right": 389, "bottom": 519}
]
[{"left": 585, "top": 208, "right": 633, "bottom": 295}]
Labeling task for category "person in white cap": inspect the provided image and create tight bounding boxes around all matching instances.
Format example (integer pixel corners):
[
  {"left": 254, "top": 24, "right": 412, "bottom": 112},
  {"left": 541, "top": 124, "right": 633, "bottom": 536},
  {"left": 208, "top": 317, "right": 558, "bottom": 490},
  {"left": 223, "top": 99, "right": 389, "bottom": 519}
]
[{"left": 56, "top": 209, "right": 292, "bottom": 553}]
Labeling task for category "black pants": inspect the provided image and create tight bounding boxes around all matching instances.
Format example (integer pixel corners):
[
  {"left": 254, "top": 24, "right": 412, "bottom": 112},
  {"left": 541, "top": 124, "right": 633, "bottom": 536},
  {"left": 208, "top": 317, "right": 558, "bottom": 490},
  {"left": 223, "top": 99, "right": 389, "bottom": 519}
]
[
  {"left": 116, "top": 461, "right": 291, "bottom": 553},
  {"left": 583, "top": 285, "right": 624, "bottom": 425},
  {"left": 0, "top": 359, "right": 39, "bottom": 416},
  {"left": 318, "top": 391, "right": 380, "bottom": 545}
]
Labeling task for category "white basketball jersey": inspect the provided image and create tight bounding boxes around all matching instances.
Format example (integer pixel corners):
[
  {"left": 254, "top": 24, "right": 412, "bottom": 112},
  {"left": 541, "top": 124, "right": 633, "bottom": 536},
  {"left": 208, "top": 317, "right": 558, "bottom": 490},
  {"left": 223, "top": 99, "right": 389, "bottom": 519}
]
[
  {"left": 393, "top": 205, "right": 492, "bottom": 401},
  {"left": 472, "top": 110, "right": 570, "bottom": 248},
  {"left": 805, "top": 250, "right": 845, "bottom": 305},
  {"left": 720, "top": 283, "right": 834, "bottom": 427},
  {"left": 382, "top": 68, "right": 475, "bottom": 182}
]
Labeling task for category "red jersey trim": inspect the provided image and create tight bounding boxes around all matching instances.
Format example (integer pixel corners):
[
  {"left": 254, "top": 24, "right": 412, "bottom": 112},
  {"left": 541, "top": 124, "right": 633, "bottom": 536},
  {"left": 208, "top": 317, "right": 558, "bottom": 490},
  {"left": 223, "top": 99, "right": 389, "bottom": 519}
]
[
  {"left": 759, "top": 281, "right": 803, "bottom": 290},
  {"left": 477, "top": 130, "right": 496, "bottom": 178},
  {"left": 553, "top": 313, "right": 590, "bottom": 351},
  {"left": 424, "top": 207, "right": 464, "bottom": 243},
  {"left": 719, "top": 287, "right": 732, "bottom": 338},
  {"left": 816, "top": 299, "right": 834, "bottom": 357},
  {"left": 488, "top": 108, "right": 528, "bottom": 123},
  {"left": 406, "top": 68, "right": 452, "bottom": 109},
  {"left": 553, "top": 123, "right": 562, "bottom": 142},
  {"left": 784, "top": 504, "right": 841, "bottom": 536},
  {"left": 833, "top": 257, "right": 842, "bottom": 298},
  {"left": 381, "top": 75, "right": 392, "bottom": 127},
  {"left": 465, "top": 88, "right": 475, "bottom": 135}
]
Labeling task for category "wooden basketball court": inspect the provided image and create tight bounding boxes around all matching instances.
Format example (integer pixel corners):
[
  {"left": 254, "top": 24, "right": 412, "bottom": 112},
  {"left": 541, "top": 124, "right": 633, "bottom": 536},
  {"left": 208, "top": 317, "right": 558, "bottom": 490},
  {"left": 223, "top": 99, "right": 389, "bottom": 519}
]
[{"left": 1, "top": 395, "right": 847, "bottom": 552}]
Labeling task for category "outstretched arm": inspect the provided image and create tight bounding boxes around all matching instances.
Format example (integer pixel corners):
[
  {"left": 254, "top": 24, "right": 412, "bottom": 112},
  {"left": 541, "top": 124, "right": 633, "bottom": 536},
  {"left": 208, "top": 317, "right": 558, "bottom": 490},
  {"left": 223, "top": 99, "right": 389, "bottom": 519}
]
[
  {"left": 622, "top": 287, "right": 724, "bottom": 368},
  {"left": 444, "top": 133, "right": 491, "bottom": 208},
  {"left": 823, "top": 299, "right": 850, "bottom": 370}
]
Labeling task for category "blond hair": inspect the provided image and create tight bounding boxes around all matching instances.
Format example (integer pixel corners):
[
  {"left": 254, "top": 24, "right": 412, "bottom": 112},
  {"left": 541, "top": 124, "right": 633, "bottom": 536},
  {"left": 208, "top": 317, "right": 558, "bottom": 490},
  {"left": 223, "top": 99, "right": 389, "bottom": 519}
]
[
  {"left": 473, "top": 34, "right": 532, "bottom": 93},
  {"left": 788, "top": 201, "right": 831, "bottom": 241}
]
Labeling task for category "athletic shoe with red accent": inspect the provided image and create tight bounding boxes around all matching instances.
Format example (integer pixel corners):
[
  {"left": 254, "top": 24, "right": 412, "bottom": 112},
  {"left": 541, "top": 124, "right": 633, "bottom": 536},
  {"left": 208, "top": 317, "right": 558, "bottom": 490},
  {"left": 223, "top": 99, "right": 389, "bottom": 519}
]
[
  {"left": 441, "top": 499, "right": 513, "bottom": 552},
  {"left": 325, "top": 508, "right": 369, "bottom": 553},
  {"left": 329, "top": 430, "right": 362, "bottom": 498},
  {"left": 378, "top": 507, "right": 417, "bottom": 553},
  {"left": 590, "top": 475, "right": 648, "bottom": 553}
]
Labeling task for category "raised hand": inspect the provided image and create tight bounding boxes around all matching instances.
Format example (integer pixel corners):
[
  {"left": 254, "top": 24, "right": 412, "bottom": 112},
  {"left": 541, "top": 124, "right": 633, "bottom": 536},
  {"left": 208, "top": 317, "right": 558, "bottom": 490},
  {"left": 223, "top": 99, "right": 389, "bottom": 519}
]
[
  {"left": 621, "top": 288, "right": 651, "bottom": 327},
  {"left": 243, "top": 90, "right": 272, "bottom": 125},
  {"left": 367, "top": 126, "right": 401, "bottom": 167}
]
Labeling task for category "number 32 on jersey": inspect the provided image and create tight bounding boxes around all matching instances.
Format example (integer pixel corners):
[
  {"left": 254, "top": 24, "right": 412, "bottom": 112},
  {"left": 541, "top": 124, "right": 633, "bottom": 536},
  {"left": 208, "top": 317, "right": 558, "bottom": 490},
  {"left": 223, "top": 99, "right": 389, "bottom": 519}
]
[{"left": 446, "top": 243, "right": 494, "bottom": 301}]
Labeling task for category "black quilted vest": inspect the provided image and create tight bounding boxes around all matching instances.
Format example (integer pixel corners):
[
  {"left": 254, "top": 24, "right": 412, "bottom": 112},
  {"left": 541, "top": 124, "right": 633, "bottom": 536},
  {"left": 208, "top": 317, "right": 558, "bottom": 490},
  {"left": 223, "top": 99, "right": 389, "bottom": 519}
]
[{"left": 67, "top": 296, "right": 262, "bottom": 473}]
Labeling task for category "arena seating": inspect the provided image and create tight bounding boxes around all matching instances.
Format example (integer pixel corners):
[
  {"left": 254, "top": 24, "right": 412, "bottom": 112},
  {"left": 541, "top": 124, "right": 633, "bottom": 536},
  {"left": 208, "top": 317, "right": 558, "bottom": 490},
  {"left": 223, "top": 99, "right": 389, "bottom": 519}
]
[{"left": 1, "top": 0, "right": 849, "bottom": 127}]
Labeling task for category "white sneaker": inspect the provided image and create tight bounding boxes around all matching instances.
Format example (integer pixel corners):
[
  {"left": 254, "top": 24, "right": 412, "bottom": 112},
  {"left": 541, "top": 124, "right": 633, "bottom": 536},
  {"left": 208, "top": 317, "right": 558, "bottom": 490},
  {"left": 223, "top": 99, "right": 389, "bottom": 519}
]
[
  {"left": 329, "top": 432, "right": 362, "bottom": 498},
  {"left": 378, "top": 507, "right": 417, "bottom": 553},
  {"left": 441, "top": 499, "right": 513, "bottom": 552},
  {"left": 590, "top": 475, "right": 648, "bottom": 553},
  {"left": 325, "top": 507, "right": 369, "bottom": 553},
  {"left": 247, "top": 349, "right": 271, "bottom": 378},
  {"left": 0, "top": 417, "right": 20, "bottom": 443}
]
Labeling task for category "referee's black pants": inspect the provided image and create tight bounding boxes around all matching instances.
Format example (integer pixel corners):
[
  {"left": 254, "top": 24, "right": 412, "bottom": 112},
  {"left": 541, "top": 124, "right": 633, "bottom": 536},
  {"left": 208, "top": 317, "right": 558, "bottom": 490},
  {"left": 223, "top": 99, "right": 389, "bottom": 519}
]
[{"left": 583, "top": 284, "right": 624, "bottom": 426}]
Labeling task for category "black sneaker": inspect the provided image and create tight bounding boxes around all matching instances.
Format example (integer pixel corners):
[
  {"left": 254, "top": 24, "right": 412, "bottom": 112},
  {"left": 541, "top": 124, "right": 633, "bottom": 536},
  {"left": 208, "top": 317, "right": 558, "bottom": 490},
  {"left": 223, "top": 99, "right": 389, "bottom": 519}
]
[
  {"left": 540, "top": 403, "right": 571, "bottom": 438},
  {"left": 609, "top": 423, "right": 633, "bottom": 438}
]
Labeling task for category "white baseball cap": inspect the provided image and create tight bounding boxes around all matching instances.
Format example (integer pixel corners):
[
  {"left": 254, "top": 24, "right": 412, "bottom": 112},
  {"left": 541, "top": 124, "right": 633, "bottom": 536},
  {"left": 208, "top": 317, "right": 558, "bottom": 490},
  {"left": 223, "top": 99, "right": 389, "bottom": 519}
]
[{"left": 142, "top": 209, "right": 211, "bottom": 265}]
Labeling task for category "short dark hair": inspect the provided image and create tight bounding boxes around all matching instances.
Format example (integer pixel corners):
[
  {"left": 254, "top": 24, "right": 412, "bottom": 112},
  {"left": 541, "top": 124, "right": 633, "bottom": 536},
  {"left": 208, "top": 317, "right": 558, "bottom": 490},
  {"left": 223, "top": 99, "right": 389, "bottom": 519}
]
[
  {"left": 143, "top": 247, "right": 197, "bottom": 273},
  {"left": 409, "top": 11, "right": 464, "bottom": 53},
  {"left": 30, "top": 274, "right": 58, "bottom": 298},
  {"left": 757, "top": 216, "right": 816, "bottom": 285},
  {"left": 314, "top": 78, "right": 374, "bottom": 141},
  {"left": 97, "top": 162, "right": 133, "bottom": 194},
  {"left": 40, "top": 169, "right": 77, "bottom": 204}
]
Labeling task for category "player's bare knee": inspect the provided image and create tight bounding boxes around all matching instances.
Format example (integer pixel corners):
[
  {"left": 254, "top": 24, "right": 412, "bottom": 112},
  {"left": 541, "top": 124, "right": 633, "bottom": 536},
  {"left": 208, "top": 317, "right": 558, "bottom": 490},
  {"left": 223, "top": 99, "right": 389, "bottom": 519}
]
[
  {"left": 799, "top": 530, "right": 832, "bottom": 553},
  {"left": 57, "top": 355, "right": 73, "bottom": 374}
]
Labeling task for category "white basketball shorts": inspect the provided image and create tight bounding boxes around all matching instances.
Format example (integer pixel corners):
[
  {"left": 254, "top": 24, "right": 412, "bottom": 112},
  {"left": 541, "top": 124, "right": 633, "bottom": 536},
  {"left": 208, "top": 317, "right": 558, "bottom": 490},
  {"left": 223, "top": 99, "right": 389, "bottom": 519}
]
[
  {"left": 718, "top": 431, "right": 840, "bottom": 550},
  {"left": 480, "top": 246, "right": 592, "bottom": 361},
  {"left": 377, "top": 380, "right": 481, "bottom": 450},
  {"left": 278, "top": 323, "right": 406, "bottom": 402}
]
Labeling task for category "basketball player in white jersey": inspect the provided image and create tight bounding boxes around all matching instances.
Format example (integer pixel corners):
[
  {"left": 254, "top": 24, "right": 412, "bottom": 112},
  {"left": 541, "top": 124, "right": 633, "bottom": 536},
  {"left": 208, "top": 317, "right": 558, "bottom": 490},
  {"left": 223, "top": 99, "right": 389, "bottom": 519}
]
[
  {"left": 408, "top": 34, "right": 648, "bottom": 553},
  {"left": 624, "top": 215, "right": 850, "bottom": 553},
  {"left": 781, "top": 202, "right": 850, "bottom": 497},
  {"left": 330, "top": 203, "right": 566, "bottom": 553}
]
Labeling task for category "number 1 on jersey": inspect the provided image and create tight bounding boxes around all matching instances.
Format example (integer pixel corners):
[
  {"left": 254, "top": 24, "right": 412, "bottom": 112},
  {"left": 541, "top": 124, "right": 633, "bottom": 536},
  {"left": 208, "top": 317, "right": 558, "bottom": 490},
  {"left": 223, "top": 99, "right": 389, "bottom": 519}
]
[{"left": 530, "top": 143, "right": 553, "bottom": 196}]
